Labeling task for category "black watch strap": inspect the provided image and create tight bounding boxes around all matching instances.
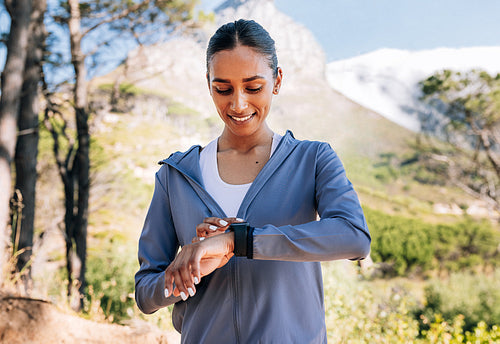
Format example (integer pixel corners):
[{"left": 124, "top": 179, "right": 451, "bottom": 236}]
[{"left": 229, "top": 222, "right": 254, "bottom": 258}]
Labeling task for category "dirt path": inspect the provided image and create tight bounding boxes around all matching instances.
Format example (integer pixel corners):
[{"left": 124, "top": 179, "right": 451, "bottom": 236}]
[{"left": 0, "top": 293, "right": 180, "bottom": 344}]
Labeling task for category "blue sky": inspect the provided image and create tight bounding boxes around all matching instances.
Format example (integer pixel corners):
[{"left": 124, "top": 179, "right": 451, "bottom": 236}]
[
  {"left": 204, "top": 0, "right": 500, "bottom": 62},
  {"left": 2, "top": 1, "right": 498, "bottom": 76}
]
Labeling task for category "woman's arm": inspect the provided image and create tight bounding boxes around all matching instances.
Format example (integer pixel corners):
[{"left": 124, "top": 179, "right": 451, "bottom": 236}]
[
  {"left": 135, "top": 169, "right": 181, "bottom": 314},
  {"left": 251, "top": 142, "right": 371, "bottom": 261}
]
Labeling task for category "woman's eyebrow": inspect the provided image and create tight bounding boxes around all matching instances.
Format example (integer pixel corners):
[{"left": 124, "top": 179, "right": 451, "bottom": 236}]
[
  {"left": 211, "top": 75, "right": 266, "bottom": 83},
  {"left": 242, "top": 75, "right": 265, "bottom": 82}
]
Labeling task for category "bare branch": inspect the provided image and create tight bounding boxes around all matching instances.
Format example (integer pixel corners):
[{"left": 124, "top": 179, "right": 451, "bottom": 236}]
[
  {"left": 81, "top": 0, "right": 153, "bottom": 37},
  {"left": 481, "top": 131, "right": 500, "bottom": 176}
]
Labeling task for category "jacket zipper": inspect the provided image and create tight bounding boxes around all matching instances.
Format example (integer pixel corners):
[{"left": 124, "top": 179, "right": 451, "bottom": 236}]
[{"left": 231, "top": 259, "right": 241, "bottom": 344}]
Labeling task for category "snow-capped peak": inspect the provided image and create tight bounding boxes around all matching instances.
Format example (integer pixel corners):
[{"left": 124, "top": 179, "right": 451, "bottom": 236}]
[{"left": 326, "top": 46, "right": 500, "bottom": 131}]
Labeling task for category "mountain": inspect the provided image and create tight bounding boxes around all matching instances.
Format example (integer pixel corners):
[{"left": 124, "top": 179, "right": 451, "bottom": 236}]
[
  {"left": 214, "top": 0, "right": 326, "bottom": 80},
  {"left": 326, "top": 47, "right": 500, "bottom": 131},
  {"left": 91, "top": 0, "right": 496, "bottom": 218},
  {"left": 94, "top": 0, "right": 413, "bottom": 159}
]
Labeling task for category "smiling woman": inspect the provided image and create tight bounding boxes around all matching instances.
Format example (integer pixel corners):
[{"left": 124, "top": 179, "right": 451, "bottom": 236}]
[{"left": 135, "top": 19, "right": 371, "bottom": 344}]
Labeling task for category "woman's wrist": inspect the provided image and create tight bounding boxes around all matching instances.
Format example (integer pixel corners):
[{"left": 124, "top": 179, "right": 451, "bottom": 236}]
[{"left": 223, "top": 231, "right": 235, "bottom": 253}]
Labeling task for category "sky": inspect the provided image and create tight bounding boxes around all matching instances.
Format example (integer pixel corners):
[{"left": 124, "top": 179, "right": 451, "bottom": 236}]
[
  {"left": 2, "top": 0, "right": 499, "bottom": 76},
  {"left": 204, "top": 0, "right": 500, "bottom": 62}
]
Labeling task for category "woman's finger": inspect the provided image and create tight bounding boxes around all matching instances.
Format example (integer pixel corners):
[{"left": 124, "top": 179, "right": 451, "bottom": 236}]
[
  {"left": 172, "top": 269, "right": 190, "bottom": 301},
  {"left": 164, "top": 270, "right": 174, "bottom": 298},
  {"left": 192, "top": 236, "right": 205, "bottom": 243},
  {"left": 196, "top": 217, "right": 234, "bottom": 238},
  {"left": 196, "top": 222, "right": 219, "bottom": 237},
  {"left": 203, "top": 217, "right": 230, "bottom": 227},
  {"left": 223, "top": 217, "right": 245, "bottom": 224}
]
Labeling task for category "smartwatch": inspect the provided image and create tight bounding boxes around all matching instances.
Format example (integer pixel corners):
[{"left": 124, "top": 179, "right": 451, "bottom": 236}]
[{"left": 228, "top": 222, "right": 254, "bottom": 258}]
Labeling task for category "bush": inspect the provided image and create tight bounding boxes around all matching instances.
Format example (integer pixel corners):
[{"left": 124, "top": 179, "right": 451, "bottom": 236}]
[
  {"left": 418, "top": 270, "right": 500, "bottom": 333},
  {"left": 322, "top": 261, "right": 420, "bottom": 343},
  {"left": 322, "top": 262, "right": 500, "bottom": 343},
  {"left": 364, "top": 207, "right": 500, "bottom": 276},
  {"left": 85, "top": 240, "right": 137, "bottom": 322},
  {"left": 321, "top": 262, "right": 500, "bottom": 343}
]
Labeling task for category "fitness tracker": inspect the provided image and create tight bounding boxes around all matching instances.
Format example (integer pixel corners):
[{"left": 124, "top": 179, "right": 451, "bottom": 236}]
[{"left": 228, "top": 222, "right": 254, "bottom": 258}]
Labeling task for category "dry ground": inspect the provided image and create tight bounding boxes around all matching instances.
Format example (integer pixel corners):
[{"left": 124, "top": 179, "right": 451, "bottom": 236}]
[{"left": 0, "top": 292, "right": 180, "bottom": 344}]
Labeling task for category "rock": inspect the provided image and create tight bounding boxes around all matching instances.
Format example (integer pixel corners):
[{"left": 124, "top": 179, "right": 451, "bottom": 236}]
[{"left": 215, "top": 0, "right": 326, "bottom": 81}]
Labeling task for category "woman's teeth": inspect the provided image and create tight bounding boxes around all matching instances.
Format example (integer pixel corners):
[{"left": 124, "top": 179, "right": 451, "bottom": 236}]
[{"left": 231, "top": 114, "right": 253, "bottom": 122}]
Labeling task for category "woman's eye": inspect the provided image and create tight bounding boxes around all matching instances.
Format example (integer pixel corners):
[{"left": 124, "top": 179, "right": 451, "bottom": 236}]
[
  {"left": 247, "top": 87, "right": 262, "bottom": 93},
  {"left": 215, "top": 88, "right": 232, "bottom": 95}
]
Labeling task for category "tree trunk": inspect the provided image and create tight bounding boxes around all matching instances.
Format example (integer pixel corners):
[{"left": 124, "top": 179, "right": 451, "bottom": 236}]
[
  {"left": 0, "top": 0, "right": 32, "bottom": 285},
  {"left": 68, "top": 0, "right": 89, "bottom": 311},
  {"left": 11, "top": 0, "right": 47, "bottom": 288}
]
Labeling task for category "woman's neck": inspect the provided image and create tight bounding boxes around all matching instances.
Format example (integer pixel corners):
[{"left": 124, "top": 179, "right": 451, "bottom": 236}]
[{"left": 218, "top": 125, "right": 274, "bottom": 154}]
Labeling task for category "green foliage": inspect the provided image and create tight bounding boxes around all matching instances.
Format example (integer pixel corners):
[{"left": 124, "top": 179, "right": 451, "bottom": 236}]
[
  {"left": 418, "top": 69, "right": 500, "bottom": 209},
  {"left": 322, "top": 262, "right": 500, "bottom": 343},
  {"left": 84, "top": 239, "right": 137, "bottom": 322},
  {"left": 420, "top": 314, "right": 500, "bottom": 343},
  {"left": 97, "top": 82, "right": 148, "bottom": 96},
  {"left": 364, "top": 207, "right": 500, "bottom": 276},
  {"left": 323, "top": 262, "right": 421, "bottom": 343},
  {"left": 419, "top": 271, "right": 500, "bottom": 333},
  {"left": 420, "top": 69, "right": 500, "bottom": 128}
]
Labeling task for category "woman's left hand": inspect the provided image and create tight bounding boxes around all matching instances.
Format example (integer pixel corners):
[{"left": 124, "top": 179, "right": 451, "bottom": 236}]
[
  {"left": 195, "top": 217, "right": 244, "bottom": 239},
  {"left": 165, "top": 232, "right": 235, "bottom": 300}
]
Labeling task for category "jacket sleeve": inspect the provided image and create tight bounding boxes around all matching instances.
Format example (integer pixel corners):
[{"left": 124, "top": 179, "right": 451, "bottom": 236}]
[
  {"left": 135, "top": 168, "right": 181, "bottom": 314},
  {"left": 252, "top": 142, "right": 371, "bottom": 261}
]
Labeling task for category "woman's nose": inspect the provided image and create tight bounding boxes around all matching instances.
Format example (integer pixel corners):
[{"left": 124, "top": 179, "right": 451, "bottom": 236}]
[{"left": 230, "top": 91, "right": 248, "bottom": 112}]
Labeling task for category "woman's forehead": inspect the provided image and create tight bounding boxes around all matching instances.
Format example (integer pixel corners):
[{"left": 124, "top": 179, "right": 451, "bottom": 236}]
[{"left": 208, "top": 45, "right": 273, "bottom": 80}]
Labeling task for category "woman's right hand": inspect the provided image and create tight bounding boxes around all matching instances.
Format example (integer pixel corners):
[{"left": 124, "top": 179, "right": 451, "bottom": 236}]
[
  {"left": 195, "top": 217, "right": 244, "bottom": 239},
  {"left": 164, "top": 231, "right": 235, "bottom": 301}
]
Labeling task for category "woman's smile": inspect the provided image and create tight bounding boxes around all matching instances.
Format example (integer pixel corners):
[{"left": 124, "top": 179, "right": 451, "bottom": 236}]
[{"left": 228, "top": 113, "right": 255, "bottom": 123}]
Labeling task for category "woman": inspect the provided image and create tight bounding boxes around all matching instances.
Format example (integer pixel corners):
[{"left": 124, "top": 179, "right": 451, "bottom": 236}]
[{"left": 135, "top": 19, "right": 370, "bottom": 343}]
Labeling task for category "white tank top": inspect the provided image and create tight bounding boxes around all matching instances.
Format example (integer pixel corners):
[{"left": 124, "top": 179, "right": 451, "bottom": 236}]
[{"left": 200, "top": 133, "right": 282, "bottom": 218}]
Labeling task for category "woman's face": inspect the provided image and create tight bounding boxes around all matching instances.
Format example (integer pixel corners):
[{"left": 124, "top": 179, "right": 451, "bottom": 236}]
[{"left": 207, "top": 45, "right": 282, "bottom": 138}]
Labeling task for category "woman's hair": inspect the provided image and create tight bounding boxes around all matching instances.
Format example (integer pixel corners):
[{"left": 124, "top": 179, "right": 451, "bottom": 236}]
[{"left": 206, "top": 19, "right": 278, "bottom": 78}]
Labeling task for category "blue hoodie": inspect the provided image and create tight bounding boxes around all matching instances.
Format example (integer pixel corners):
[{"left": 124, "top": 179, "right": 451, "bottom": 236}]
[{"left": 135, "top": 130, "right": 371, "bottom": 343}]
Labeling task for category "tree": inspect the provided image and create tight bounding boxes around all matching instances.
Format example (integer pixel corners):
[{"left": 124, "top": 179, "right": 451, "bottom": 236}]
[
  {"left": 42, "top": 0, "right": 200, "bottom": 310},
  {"left": 0, "top": 0, "right": 32, "bottom": 284},
  {"left": 10, "top": 0, "right": 47, "bottom": 288},
  {"left": 417, "top": 69, "right": 500, "bottom": 211}
]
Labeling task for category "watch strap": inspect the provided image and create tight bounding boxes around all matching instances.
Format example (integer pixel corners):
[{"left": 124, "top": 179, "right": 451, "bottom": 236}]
[{"left": 229, "top": 222, "right": 253, "bottom": 258}]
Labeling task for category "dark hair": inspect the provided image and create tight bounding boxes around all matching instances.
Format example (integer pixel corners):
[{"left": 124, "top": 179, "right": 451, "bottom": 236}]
[{"left": 206, "top": 19, "right": 278, "bottom": 78}]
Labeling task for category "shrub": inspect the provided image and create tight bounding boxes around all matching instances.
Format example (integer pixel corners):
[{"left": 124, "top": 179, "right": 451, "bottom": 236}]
[
  {"left": 418, "top": 270, "right": 500, "bottom": 333},
  {"left": 364, "top": 207, "right": 500, "bottom": 276},
  {"left": 84, "top": 240, "right": 137, "bottom": 322},
  {"left": 322, "top": 261, "right": 420, "bottom": 343},
  {"left": 322, "top": 262, "right": 500, "bottom": 343}
]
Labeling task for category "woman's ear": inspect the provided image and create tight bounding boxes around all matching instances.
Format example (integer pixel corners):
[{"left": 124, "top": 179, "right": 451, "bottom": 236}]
[{"left": 273, "top": 67, "right": 283, "bottom": 95}]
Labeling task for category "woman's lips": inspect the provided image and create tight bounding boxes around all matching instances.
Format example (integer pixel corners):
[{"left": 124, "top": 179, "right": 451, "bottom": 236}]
[{"left": 228, "top": 113, "right": 255, "bottom": 123}]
